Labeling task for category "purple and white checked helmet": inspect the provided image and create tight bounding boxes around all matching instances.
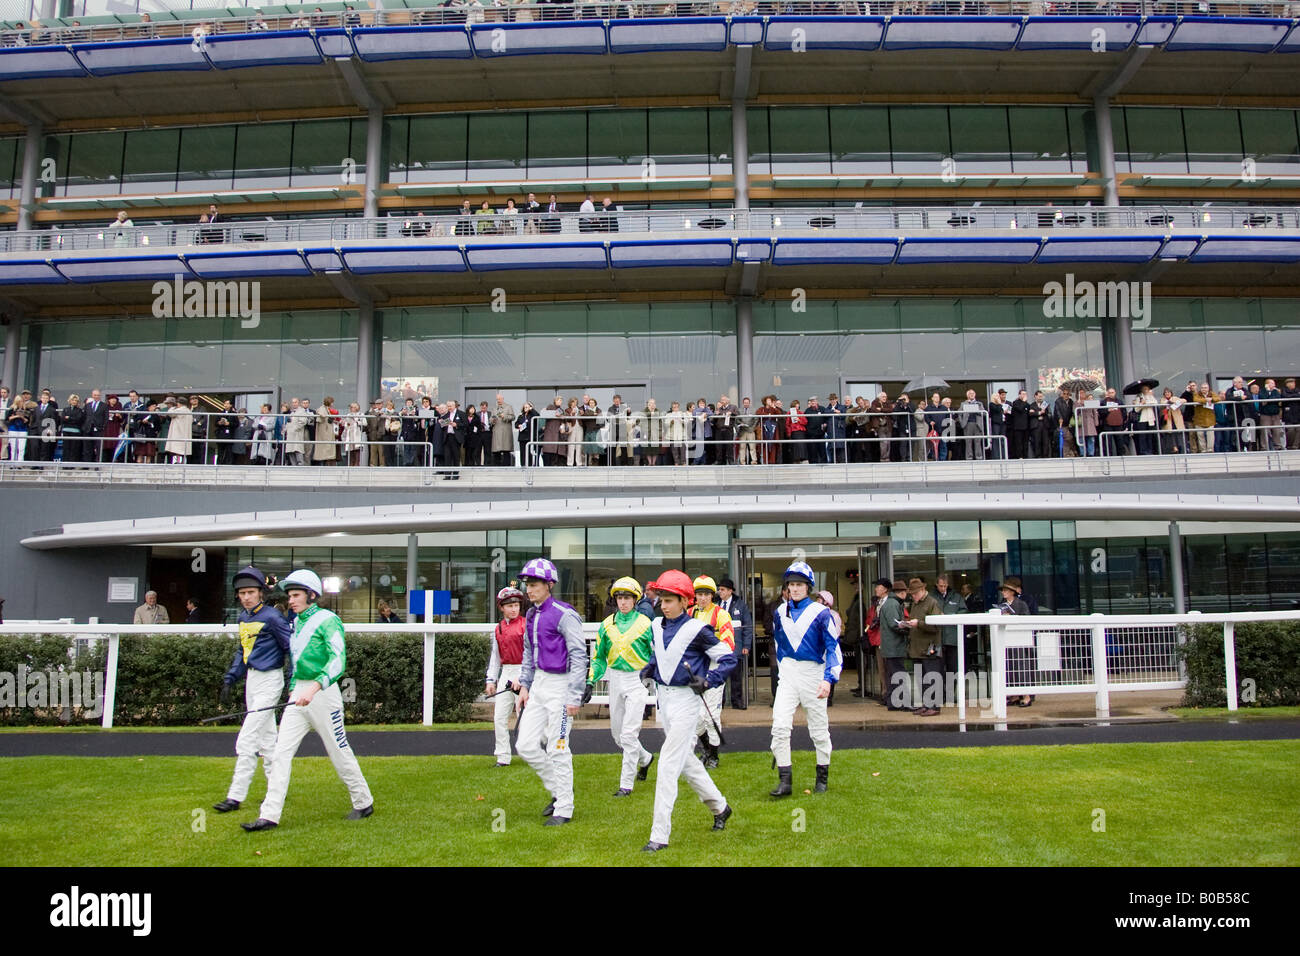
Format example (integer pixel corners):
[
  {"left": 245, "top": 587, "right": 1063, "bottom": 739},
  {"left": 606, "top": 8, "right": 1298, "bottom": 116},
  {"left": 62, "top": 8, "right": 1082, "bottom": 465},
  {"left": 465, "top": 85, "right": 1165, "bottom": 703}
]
[
  {"left": 519, "top": 557, "right": 558, "bottom": 583},
  {"left": 784, "top": 561, "right": 815, "bottom": 585}
]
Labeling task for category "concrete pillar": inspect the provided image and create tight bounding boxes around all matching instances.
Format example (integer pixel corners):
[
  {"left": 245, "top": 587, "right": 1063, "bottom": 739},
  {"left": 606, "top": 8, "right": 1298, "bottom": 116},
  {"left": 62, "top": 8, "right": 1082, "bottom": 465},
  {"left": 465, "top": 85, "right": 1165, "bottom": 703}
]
[
  {"left": 1092, "top": 96, "right": 1135, "bottom": 391},
  {"left": 17, "top": 122, "right": 42, "bottom": 232},
  {"left": 356, "top": 302, "right": 375, "bottom": 411},
  {"left": 406, "top": 532, "right": 418, "bottom": 623},
  {"left": 364, "top": 107, "right": 384, "bottom": 220},
  {"left": 1169, "top": 520, "right": 1185, "bottom": 614},
  {"left": 2, "top": 317, "right": 22, "bottom": 394},
  {"left": 736, "top": 298, "right": 754, "bottom": 404},
  {"left": 731, "top": 97, "right": 749, "bottom": 211}
]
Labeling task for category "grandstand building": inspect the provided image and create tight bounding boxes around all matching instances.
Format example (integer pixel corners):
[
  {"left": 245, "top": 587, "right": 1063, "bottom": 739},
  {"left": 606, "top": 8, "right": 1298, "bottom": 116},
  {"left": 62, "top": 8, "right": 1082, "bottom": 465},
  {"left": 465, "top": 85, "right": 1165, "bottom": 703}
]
[{"left": 2, "top": 2, "right": 1299, "bottom": 667}]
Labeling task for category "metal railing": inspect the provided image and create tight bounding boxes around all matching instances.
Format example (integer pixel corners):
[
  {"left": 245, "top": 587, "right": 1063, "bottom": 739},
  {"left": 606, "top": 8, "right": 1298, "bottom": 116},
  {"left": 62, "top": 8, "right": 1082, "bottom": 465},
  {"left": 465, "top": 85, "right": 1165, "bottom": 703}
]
[
  {"left": 3, "top": 1, "right": 1297, "bottom": 48},
  {"left": 5, "top": 205, "right": 1298, "bottom": 256},
  {"left": 1066, "top": 396, "right": 1300, "bottom": 457},
  {"left": 931, "top": 608, "right": 1300, "bottom": 722},
  {"left": 523, "top": 406, "right": 1007, "bottom": 465}
]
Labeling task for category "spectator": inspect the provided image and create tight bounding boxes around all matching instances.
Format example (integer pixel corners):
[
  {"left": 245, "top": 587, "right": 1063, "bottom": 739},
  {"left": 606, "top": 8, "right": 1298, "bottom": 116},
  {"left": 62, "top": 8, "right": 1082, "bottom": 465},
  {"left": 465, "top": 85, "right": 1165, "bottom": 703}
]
[
  {"left": 892, "top": 392, "right": 914, "bottom": 462},
  {"left": 314, "top": 397, "right": 339, "bottom": 465},
  {"left": 1258, "top": 378, "right": 1283, "bottom": 451},
  {"left": 109, "top": 211, "right": 134, "bottom": 247},
  {"left": 59, "top": 394, "right": 86, "bottom": 464},
  {"left": 341, "top": 402, "right": 366, "bottom": 466},
  {"left": 231, "top": 409, "right": 253, "bottom": 465},
  {"left": 5, "top": 389, "right": 29, "bottom": 463},
  {"left": 134, "top": 590, "right": 170, "bottom": 625},
  {"left": 1132, "top": 383, "right": 1158, "bottom": 455},
  {"left": 988, "top": 388, "right": 1008, "bottom": 459},
  {"left": 735, "top": 396, "right": 758, "bottom": 465},
  {"left": 516, "top": 401, "right": 539, "bottom": 466},
  {"left": 958, "top": 389, "right": 986, "bottom": 460},
  {"left": 1282, "top": 377, "right": 1300, "bottom": 450},
  {"left": 1159, "top": 388, "right": 1186, "bottom": 455},
  {"left": 1009, "top": 389, "right": 1031, "bottom": 459},
  {"left": 377, "top": 600, "right": 402, "bottom": 624},
  {"left": 186, "top": 598, "right": 202, "bottom": 624}
]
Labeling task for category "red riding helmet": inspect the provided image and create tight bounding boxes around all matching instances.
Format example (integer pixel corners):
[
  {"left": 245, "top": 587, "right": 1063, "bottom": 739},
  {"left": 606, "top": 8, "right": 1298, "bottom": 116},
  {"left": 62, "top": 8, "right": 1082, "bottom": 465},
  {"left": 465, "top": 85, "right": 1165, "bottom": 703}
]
[{"left": 649, "top": 569, "right": 695, "bottom": 601}]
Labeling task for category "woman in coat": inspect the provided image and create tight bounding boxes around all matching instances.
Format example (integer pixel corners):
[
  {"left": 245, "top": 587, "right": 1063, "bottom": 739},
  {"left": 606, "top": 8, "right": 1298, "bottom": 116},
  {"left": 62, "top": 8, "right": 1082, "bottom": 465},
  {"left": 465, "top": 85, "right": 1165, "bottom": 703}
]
[
  {"left": 164, "top": 397, "right": 192, "bottom": 463},
  {"left": 639, "top": 398, "right": 665, "bottom": 466},
  {"left": 515, "top": 402, "right": 539, "bottom": 467},
  {"left": 562, "top": 397, "right": 583, "bottom": 467},
  {"left": 664, "top": 400, "right": 690, "bottom": 465},
  {"left": 491, "top": 396, "right": 516, "bottom": 466},
  {"left": 104, "top": 394, "right": 127, "bottom": 462},
  {"left": 285, "top": 402, "right": 311, "bottom": 465},
  {"left": 1132, "top": 384, "right": 1158, "bottom": 455},
  {"left": 540, "top": 396, "right": 565, "bottom": 466},
  {"left": 60, "top": 394, "right": 86, "bottom": 464},
  {"left": 313, "top": 397, "right": 339, "bottom": 465},
  {"left": 252, "top": 405, "right": 276, "bottom": 465},
  {"left": 580, "top": 396, "right": 603, "bottom": 464},
  {"left": 1159, "top": 388, "right": 1186, "bottom": 455},
  {"left": 341, "top": 402, "right": 366, "bottom": 466}
]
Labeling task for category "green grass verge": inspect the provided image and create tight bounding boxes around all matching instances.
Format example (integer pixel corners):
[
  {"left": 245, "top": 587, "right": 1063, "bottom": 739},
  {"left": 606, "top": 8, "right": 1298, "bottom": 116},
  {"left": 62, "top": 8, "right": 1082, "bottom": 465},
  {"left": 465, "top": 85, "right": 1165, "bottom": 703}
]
[
  {"left": 1169, "top": 706, "right": 1300, "bottom": 721},
  {"left": 2, "top": 741, "right": 1296, "bottom": 866}
]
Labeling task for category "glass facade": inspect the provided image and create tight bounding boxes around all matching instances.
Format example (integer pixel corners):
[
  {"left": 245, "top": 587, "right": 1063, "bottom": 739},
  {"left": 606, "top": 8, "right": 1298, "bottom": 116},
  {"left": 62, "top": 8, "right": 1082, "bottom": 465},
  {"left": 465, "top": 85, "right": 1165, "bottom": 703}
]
[
  {"left": 35, "top": 311, "right": 359, "bottom": 399},
  {"left": 40, "top": 118, "right": 369, "bottom": 197},
  {"left": 13, "top": 104, "right": 1300, "bottom": 204},
  {"left": 30, "top": 297, "right": 1300, "bottom": 405},
  {"left": 219, "top": 520, "right": 1300, "bottom": 624}
]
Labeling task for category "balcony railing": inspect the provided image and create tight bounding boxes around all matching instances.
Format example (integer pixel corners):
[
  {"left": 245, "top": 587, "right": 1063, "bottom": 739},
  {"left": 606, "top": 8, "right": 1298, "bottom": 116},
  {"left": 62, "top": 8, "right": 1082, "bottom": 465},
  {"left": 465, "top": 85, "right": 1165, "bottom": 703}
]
[
  {"left": 3, "top": 205, "right": 1297, "bottom": 255},
  {"left": 2, "top": 2, "right": 1297, "bottom": 48}
]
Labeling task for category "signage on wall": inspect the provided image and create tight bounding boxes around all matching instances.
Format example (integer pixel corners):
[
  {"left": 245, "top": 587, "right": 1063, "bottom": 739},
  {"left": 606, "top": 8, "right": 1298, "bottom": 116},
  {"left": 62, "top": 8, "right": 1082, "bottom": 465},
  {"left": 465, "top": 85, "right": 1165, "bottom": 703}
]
[{"left": 107, "top": 577, "right": 139, "bottom": 603}]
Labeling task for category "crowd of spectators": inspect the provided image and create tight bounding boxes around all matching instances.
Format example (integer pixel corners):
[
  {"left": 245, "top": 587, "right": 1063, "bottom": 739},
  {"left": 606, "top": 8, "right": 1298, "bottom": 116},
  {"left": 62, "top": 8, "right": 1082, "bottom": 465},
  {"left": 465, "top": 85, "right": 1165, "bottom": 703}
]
[
  {"left": 3, "top": 1, "right": 1292, "bottom": 47},
  {"left": 3, "top": 377, "right": 1297, "bottom": 468}
]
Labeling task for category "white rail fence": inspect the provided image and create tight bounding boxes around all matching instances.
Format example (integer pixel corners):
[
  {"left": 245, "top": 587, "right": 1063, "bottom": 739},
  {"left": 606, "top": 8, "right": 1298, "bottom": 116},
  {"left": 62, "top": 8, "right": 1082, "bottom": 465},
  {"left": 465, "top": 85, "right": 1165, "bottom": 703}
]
[
  {"left": 931, "top": 609, "right": 1300, "bottom": 721},
  {"left": 0, "top": 620, "right": 646, "bottom": 728}
]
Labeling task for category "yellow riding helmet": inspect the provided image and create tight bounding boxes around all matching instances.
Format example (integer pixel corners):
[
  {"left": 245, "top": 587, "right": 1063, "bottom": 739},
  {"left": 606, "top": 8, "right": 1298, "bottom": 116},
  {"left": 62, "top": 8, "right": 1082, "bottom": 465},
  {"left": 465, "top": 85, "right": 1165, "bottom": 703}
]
[
  {"left": 693, "top": 575, "right": 718, "bottom": 595},
  {"left": 610, "top": 576, "right": 643, "bottom": 600}
]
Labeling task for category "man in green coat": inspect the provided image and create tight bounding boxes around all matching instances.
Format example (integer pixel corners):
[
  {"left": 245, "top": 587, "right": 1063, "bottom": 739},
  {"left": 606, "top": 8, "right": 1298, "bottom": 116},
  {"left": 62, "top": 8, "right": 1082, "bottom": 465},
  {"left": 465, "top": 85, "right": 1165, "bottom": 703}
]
[
  {"left": 242, "top": 568, "right": 374, "bottom": 831},
  {"left": 907, "top": 577, "right": 943, "bottom": 716},
  {"left": 880, "top": 579, "right": 911, "bottom": 712}
]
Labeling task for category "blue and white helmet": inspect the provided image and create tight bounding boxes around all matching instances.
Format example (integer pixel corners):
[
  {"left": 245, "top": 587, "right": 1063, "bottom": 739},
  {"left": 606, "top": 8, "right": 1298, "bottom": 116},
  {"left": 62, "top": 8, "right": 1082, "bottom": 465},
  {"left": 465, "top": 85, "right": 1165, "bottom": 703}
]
[
  {"left": 784, "top": 561, "right": 815, "bottom": 585},
  {"left": 519, "top": 557, "right": 558, "bottom": 584}
]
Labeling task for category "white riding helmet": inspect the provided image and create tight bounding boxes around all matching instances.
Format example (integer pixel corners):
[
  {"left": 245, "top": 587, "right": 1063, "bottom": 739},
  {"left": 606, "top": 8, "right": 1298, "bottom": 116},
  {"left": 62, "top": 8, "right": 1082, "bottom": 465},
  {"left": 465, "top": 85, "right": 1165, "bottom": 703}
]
[{"left": 281, "top": 568, "right": 324, "bottom": 598}]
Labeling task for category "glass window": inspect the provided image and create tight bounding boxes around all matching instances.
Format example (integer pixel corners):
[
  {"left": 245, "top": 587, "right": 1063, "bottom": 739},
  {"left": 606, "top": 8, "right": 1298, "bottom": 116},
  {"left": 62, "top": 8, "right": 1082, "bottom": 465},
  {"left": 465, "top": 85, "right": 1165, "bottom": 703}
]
[
  {"left": 0, "top": 136, "right": 17, "bottom": 198},
  {"left": 385, "top": 116, "right": 411, "bottom": 183},
  {"left": 1225, "top": 535, "right": 1271, "bottom": 611},
  {"left": 527, "top": 111, "right": 588, "bottom": 180},
  {"left": 1122, "top": 107, "right": 1187, "bottom": 173},
  {"left": 1260, "top": 299, "right": 1300, "bottom": 374},
  {"left": 635, "top": 526, "right": 682, "bottom": 582},
  {"left": 65, "top": 130, "right": 124, "bottom": 197},
  {"left": 648, "top": 108, "right": 710, "bottom": 177},
  {"left": 1240, "top": 108, "right": 1300, "bottom": 175},
  {"left": 122, "top": 128, "right": 179, "bottom": 194},
  {"left": 410, "top": 114, "right": 468, "bottom": 182},
  {"left": 468, "top": 112, "right": 525, "bottom": 181},
  {"left": 685, "top": 525, "right": 730, "bottom": 593},
  {"left": 1182, "top": 108, "right": 1244, "bottom": 174},
  {"left": 232, "top": 123, "right": 292, "bottom": 190},
  {"left": 769, "top": 107, "right": 830, "bottom": 175},
  {"left": 587, "top": 526, "right": 633, "bottom": 621},
  {"left": 746, "top": 107, "right": 771, "bottom": 177},
  {"left": 949, "top": 106, "right": 1011, "bottom": 173},
  {"left": 1009, "top": 107, "right": 1072, "bottom": 173},
  {"left": 588, "top": 109, "right": 647, "bottom": 177},
  {"left": 961, "top": 300, "right": 1027, "bottom": 376},
  {"left": 1067, "top": 107, "right": 1096, "bottom": 173},
  {"left": 542, "top": 527, "right": 585, "bottom": 609},
  {"left": 709, "top": 107, "right": 732, "bottom": 175},
  {"left": 290, "top": 119, "right": 353, "bottom": 187},
  {"left": 1202, "top": 299, "right": 1267, "bottom": 380},
  {"left": 829, "top": 106, "right": 891, "bottom": 174},
  {"left": 899, "top": 299, "right": 964, "bottom": 374},
  {"left": 330, "top": 547, "right": 374, "bottom": 624},
  {"left": 890, "top": 521, "right": 937, "bottom": 584},
  {"left": 1266, "top": 531, "right": 1300, "bottom": 606},
  {"left": 102, "top": 318, "right": 169, "bottom": 394},
  {"left": 1184, "top": 534, "right": 1229, "bottom": 613},
  {"left": 220, "top": 314, "right": 287, "bottom": 391},
  {"left": 177, "top": 125, "right": 236, "bottom": 191},
  {"left": 1135, "top": 299, "right": 1209, "bottom": 388},
  {"left": 889, "top": 106, "right": 950, "bottom": 173}
]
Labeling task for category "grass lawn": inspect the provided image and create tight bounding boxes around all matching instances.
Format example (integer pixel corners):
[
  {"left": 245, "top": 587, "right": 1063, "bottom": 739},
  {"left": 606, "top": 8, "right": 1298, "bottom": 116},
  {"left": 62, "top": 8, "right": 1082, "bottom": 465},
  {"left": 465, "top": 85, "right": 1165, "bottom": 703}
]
[{"left": 1, "top": 740, "right": 1296, "bottom": 866}]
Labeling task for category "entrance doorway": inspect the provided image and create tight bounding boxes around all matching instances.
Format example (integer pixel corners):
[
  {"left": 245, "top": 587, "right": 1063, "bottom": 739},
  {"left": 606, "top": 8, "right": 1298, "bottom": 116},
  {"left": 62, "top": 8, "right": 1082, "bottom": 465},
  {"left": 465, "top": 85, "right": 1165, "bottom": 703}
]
[{"left": 734, "top": 540, "right": 892, "bottom": 706}]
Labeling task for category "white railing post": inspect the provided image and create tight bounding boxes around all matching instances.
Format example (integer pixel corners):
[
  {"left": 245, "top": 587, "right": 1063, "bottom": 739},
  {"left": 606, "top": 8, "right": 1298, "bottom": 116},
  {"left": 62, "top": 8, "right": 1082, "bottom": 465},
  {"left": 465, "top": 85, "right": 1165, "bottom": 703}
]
[
  {"left": 991, "top": 622, "right": 1006, "bottom": 720},
  {"left": 1091, "top": 620, "right": 1110, "bottom": 719},
  {"left": 956, "top": 623, "right": 966, "bottom": 723},
  {"left": 102, "top": 634, "right": 119, "bottom": 729},
  {"left": 1223, "top": 622, "right": 1238, "bottom": 712},
  {"left": 422, "top": 630, "right": 436, "bottom": 726}
]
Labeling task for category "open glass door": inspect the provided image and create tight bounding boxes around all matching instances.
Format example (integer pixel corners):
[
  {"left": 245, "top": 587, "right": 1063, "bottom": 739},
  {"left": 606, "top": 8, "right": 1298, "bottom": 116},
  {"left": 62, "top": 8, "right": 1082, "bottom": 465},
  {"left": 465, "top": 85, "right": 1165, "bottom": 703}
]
[{"left": 855, "top": 543, "right": 892, "bottom": 698}]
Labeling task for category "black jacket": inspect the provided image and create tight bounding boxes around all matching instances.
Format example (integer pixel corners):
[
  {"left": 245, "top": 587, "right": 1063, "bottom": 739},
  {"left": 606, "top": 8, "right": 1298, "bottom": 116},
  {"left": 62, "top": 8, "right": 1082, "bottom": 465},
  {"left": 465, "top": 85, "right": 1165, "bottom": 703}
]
[
  {"left": 83, "top": 399, "right": 108, "bottom": 436},
  {"left": 1010, "top": 399, "right": 1031, "bottom": 431}
]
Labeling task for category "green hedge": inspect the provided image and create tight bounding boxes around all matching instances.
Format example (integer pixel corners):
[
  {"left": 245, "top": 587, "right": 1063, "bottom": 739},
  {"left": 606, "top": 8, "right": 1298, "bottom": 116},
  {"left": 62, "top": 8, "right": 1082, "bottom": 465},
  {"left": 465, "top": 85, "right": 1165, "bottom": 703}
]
[
  {"left": 0, "top": 636, "right": 108, "bottom": 725},
  {"left": 1179, "top": 621, "right": 1300, "bottom": 708},
  {"left": 0, "top": 631, "right": 491, "bottom": 725}
]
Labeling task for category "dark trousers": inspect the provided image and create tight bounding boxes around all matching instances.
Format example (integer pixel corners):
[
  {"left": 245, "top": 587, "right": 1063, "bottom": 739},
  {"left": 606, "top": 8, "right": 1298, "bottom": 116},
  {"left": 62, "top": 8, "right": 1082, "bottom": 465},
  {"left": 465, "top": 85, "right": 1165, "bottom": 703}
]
[
  {"left": 1010, "top": 428, "right": 1028, "bottom": 459},
  {"left": 942, "top": 644, "right": 960, "bottom": 704},
  {"left": 728, "top": 652, "right": 747, "bottom": 708},
  {"left": 884, "top": 657, "right": 910, "bottom": 709},
  {"left": 916, "top": 656, "right": 944, "bottom": 709}
]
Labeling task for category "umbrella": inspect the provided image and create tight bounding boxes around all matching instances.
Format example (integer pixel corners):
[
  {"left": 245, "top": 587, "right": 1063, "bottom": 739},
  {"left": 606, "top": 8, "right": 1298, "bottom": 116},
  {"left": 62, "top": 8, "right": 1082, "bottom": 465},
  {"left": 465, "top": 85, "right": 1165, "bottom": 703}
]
[
  {"left": 1056, "top": 376, "right": 1102, "bottom": 395},
  {"left": 1122, "top": 378, "right": 1159, "bottom": 396},
  {"left": 903, "top": 375, "right": 949, "bottom": 394}
]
